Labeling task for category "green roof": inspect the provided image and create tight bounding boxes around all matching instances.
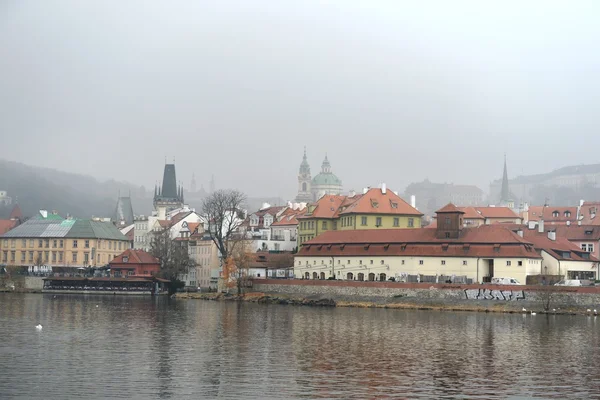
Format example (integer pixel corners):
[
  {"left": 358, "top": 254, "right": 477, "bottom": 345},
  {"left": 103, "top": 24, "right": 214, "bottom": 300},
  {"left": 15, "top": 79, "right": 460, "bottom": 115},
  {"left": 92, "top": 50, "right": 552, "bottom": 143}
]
[
  {"left": 312, "top": 172, "right": 342, "bottom": 186},
  {"left": 1, "top": 218, "right": 128, "bottom": 241}
]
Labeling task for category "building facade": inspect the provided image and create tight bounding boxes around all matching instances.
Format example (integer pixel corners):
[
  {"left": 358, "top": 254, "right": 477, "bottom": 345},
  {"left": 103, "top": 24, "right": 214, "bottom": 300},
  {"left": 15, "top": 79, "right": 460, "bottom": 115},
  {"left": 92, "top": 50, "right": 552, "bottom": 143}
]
[
  {"left": 109, "top": 249, "right": 160, "bottom": 277},
  {"left": 298, "top": 187, "right": 423, "bottom": 246},
  {"left": 0, "top": 217, "right": 130, "bottom": 268}
]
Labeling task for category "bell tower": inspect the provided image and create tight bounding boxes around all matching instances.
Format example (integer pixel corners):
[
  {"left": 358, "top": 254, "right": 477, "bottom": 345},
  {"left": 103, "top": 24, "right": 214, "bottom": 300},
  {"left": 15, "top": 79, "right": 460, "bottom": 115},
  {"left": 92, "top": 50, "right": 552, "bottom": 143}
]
[{"left": 295, "top": 147, "right": 312, "bottom": 202}]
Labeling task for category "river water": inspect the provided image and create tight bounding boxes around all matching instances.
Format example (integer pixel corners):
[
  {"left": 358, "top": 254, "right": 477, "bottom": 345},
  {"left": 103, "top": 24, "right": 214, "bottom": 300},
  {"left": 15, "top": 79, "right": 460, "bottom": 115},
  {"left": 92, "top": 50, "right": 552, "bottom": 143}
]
[{"left": 1, "top": 294, "right": 600, "bottom": 399}]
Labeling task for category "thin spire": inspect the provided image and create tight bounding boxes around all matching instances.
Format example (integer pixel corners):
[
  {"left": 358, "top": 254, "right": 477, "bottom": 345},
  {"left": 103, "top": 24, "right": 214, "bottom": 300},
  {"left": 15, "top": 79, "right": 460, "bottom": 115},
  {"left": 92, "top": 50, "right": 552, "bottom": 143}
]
[{"left": 500, "top": 154, "right": 510, "bottom": 203}]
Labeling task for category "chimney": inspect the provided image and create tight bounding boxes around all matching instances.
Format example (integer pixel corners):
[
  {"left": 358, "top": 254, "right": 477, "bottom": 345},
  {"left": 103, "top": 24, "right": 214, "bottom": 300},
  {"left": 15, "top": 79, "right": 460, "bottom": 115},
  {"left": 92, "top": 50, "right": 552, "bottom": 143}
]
[
  {"left": 524, "top": 202, "right": 529, "bottom": 212},
  {"left": 517, "top": 229, "right": 523, "bottom": 238},
  {"left": 410, "top": 195, "right": 416, "bottom": 209},
  {"left": 566, "top": 220, "right": 571, "bottom": 226},
  {"left": 363, "top": 187, "right": 369, "bottom": 194},
  {"left": 580, "top": 199, "right": 585, "bottom": 207},
  {"left": 538, "top": 219, "right": 544, "bottom": 233},
  {"left": 578, "top": 220, "right": 582, "bottom": 226},
  {"left": 528, "top": 221, "right": 536, "bottom": 230},
  {"left": 548, "top": 230, "right": 556, "bottom": 241},
  {"left": 382, "top": 183, "right": 387, "bottom": 194}
]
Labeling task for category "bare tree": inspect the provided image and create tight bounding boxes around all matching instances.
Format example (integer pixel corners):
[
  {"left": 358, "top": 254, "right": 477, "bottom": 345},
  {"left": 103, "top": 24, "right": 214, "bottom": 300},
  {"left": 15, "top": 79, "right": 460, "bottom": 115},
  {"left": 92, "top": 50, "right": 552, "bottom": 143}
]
[
  {"left": 224, "top": 239, "right": 254, "bottom": 294},
  {"left": 201, "top": 189, "right": 247, "bottom": 293},
  {"left": 150, "top": 228, "right": 195, "bottom": 285}
]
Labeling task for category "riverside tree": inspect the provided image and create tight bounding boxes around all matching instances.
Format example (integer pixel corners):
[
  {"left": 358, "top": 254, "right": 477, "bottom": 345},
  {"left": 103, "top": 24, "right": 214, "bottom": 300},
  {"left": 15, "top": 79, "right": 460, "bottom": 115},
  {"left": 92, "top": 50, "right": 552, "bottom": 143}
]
[
  {"left": 149, "top": 227, "right": 195, "bottom": 291},
  {"left": 201, "top": 189, "right": 248, "bottom": 294}
]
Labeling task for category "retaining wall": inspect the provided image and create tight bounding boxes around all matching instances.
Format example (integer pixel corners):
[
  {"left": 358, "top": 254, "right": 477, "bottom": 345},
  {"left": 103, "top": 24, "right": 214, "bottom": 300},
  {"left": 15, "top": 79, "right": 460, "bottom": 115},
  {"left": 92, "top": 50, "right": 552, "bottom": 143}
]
[{"left": 252, "top": 279, "right": 600, "bottom": 308}]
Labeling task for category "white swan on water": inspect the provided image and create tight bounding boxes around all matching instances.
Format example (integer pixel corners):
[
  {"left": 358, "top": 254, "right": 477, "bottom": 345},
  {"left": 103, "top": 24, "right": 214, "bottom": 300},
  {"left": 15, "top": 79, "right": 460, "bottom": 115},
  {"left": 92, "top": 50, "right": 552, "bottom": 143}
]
[
  {"left": 35, "top": 324, "right": 42, "bottom": 330},
  {"left": 531, "top": 312, "right": 537, "bottom": 316}
]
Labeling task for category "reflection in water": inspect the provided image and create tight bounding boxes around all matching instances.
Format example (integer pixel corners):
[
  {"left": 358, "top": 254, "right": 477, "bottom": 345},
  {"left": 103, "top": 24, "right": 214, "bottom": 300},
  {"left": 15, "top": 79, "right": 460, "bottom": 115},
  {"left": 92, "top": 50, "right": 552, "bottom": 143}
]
[{"left": 1, "top": 294, "right": 600, "bottom": 399}]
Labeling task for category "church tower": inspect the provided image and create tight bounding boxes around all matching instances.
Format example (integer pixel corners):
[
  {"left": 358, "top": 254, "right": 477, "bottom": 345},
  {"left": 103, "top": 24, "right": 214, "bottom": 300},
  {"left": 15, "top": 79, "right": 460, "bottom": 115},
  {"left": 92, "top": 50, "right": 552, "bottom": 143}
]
[
  {"left": 154, "top": 162, "right": 184, "bottom": 217},
  {"left": 295, "top": 147, "right": 313, "bottom": 203},
  {"left": 499, "top": 154, "right": 514, "bottom": 209}
]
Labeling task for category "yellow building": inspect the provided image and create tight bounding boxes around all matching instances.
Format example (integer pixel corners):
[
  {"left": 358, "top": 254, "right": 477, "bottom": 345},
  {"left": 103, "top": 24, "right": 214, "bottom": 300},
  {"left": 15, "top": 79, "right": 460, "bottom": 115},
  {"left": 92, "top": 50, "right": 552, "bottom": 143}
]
[
  {"left": 297, "top": 187, "right": 423, "bottom": 246},
  {"left": 0, "top": 216, "right": 130, "bottom": 268}
]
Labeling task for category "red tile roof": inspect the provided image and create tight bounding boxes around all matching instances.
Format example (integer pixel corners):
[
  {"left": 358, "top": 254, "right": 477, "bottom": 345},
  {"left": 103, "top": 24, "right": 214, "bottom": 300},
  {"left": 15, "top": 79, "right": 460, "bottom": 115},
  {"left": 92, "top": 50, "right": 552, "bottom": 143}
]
[
  {"left": 579, "top": 202, "right": 600, "bottom": 225},
  {"left": 473, "top": 207, "right": 520, "bottom": 219},
  {"left": 304, "top": 225, "right": 531, "bottom": 245},
  {"left": 551, "top": 225, "right": 600, "bottom": 241},
  {"left": 519, "top": 230, "right": 598, "bottom": 262},
  {"left": 458, "top": 207, "right": 485, "bottom": 220},
  {"left": 186, "top": 222, "right": 201, "bottom": 234},
  {"left": 436, "top": 203, "right": 464, "bottom": 214},
  {"left": 110, "top": 249, "right": 160, "bottom": 265},
  {"left": 0, "top": 219, "right": 18, "bottom": 235},
  {"left": 298, "top": 195, "right": 347, "bottom": 219},
  {"left": 9, "top": 204, "right": 23, "bottom": 220},
  {"left": 339, "top": 188, "right": 422, "bottom": 216},
  {"left": 525, "top": 206, "right": 578, "bottom": 224}
]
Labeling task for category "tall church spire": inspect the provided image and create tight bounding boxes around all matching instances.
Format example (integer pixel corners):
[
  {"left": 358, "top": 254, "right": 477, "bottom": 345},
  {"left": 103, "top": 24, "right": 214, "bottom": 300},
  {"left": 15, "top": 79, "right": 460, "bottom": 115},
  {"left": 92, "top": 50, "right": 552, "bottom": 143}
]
[
  {"left": 500, "top": 154, "right": 510, "bottom": 203},
  {"left": 295, "top": 146, "right": 312, "bottom": 203}
]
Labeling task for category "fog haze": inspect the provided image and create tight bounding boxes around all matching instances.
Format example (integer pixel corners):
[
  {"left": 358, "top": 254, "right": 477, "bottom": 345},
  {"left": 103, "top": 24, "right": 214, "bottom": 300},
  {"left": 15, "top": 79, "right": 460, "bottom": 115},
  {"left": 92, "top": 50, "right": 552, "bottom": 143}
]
[{"left": 1, "top": 0, "right": 599, "bottom": 199}]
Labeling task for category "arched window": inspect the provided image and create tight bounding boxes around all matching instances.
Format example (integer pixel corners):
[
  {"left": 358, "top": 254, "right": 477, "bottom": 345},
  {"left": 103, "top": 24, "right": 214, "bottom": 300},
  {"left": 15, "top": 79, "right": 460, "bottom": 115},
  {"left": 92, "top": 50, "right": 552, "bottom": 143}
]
[
  {"left": 302, "top": 182, "right": 307, "bottom": 192},
  {"left": 357, "top": 273, "right": 365, "bottom": 281},
  {"left": 380, "top": 273, "right": 387, "bottom": 281},
  {"left": 312, "top": 272, "right": 318, "bottom": 279},
  {"left": 320, "top": 272, "right": 325, "bottom": 280},
  {"left": 305, "top": 272, "right": 310, "bottom": 279},
  {"left": 347, "top": 272, "right": 354, "bottom": 280},
  {"left": 368, "top": 273, "right": 375, "bottom": 281}
]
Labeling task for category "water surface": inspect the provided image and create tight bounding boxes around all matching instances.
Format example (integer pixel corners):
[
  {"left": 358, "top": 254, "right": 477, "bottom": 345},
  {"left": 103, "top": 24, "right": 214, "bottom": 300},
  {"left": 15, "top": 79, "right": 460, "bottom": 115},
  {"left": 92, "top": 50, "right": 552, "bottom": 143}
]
[{"left": 1, "top": 294, "right": 599, "bottom": 399}]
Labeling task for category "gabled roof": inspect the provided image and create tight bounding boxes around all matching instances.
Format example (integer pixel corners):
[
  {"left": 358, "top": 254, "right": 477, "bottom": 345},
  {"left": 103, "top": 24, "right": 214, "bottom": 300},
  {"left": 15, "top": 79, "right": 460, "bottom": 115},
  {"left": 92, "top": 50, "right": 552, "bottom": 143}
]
[
  {"left": 9, "top": 204, "right": 23, "bottom": 220},
  {"left": 473, "top": 207, "right": 520, "bottom": 219},
  {"left": 299, "top": 194, "right": 347, "bottom": 219},
  {"left": 458, "top": 207, "right": 485, "bottom": 220},
  {"left": 525, "top": 206, "right": 577, "bottom": 224},
  {"left": 436, "top": 203, "right": 464, "bottom": 214},
  {"left": 579, "top": 202, "right": 600, "bottom": 225},
  {"left": 520, "top": 230, "right": 598, "bottom": 262},
  {"left": 339, "top": 188, "right": 422, "bottom": 216},
  {"left": 110, "top": 249, "right": 160, "bottom": 265},
  {"left": 552, "top": 225, "right": 600, "bottom": 241}
]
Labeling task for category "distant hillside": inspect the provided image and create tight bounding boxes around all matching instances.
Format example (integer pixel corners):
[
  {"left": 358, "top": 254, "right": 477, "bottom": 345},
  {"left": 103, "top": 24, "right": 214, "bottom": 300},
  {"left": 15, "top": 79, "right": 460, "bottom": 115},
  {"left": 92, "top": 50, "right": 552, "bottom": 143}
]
[{"left": 0, "top": 160, "right": 154, "bottom": 219}]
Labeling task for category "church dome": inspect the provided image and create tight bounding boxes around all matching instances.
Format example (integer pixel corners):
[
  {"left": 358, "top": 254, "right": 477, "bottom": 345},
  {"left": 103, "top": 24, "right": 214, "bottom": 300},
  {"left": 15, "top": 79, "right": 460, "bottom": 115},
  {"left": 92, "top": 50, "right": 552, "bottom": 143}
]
[{"left": 312, "top": 172, "right": 342, "bottom": 186}]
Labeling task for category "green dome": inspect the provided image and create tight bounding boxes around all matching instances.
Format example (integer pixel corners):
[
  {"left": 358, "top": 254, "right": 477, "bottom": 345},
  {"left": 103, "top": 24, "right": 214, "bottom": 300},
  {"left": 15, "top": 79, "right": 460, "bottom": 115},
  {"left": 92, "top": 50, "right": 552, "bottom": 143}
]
[{"left": 312, "top": 172, "right": 342, "bottom": 186}]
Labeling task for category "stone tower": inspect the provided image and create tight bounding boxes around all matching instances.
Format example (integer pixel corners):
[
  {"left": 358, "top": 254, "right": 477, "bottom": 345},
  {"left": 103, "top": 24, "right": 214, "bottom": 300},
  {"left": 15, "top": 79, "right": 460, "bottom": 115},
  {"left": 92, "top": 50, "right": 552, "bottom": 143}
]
[{"left": 295, "top": 147, "right": 313, "bottom": 202}]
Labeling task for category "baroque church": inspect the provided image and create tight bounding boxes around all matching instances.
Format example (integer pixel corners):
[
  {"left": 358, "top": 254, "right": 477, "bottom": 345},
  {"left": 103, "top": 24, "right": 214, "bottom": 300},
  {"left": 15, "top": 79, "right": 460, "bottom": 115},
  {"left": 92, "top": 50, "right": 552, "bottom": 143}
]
[{"left": 295, "top": 148, "right": 343, "bottom": 202}]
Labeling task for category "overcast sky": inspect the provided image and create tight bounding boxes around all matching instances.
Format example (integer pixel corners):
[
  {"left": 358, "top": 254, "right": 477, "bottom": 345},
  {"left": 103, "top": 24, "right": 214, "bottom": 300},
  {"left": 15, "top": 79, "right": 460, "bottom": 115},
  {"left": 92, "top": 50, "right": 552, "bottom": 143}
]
[{"left": 1, "top": 0, "right": 599, "bottom": 199}]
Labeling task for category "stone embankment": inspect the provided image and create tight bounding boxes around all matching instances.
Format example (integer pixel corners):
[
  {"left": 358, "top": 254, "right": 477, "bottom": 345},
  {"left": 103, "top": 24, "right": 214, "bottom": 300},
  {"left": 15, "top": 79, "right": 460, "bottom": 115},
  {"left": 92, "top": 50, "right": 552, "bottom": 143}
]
[{"left": 175, "top": 279, "right": 600, "bottom": 316}]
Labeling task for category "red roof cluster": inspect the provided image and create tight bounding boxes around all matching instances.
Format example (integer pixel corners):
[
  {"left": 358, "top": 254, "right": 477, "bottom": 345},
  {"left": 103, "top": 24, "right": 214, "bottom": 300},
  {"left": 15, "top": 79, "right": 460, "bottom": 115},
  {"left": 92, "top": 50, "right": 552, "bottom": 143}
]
[{"left": 110, "top": 249, "right": 160, "bottom": 265}]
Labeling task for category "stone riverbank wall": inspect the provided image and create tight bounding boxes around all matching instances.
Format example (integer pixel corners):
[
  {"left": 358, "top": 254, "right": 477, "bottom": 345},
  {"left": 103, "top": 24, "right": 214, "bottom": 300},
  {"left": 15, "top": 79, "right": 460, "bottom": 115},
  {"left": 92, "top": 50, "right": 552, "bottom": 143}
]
[{"left": 252, "top": 279, "right": 600, "bottom": 309}]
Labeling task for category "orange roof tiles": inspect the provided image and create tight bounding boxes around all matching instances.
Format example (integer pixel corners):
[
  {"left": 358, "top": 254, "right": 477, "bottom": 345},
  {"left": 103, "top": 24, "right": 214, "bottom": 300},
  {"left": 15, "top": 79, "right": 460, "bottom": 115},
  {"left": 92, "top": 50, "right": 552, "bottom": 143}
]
[
  {"left": 436, "top": 203, "right": 464, "bottom": 214},
  {"left": 110, "top": 249, "right": 160, "bottom": 265},
  {"left": 473, "top": 207, "right": 520, "bottom": 219},
  {"left": 339, "top": 188, "right": 422, "bottom": 216},
  {"left": 526, "top": 206, "right": 578, "bottom": 224},
  {"left": 458, "top": 207, "right": 485, "bottom": 220},
  {"left": 298, "top": 195, "right": 347, "bottom": 219},
  {"left": 579, "top": 202, "right": 600, "bottom": 225},
  {"left": 0, "top": 220, "right": 18, "bottom": 235}
]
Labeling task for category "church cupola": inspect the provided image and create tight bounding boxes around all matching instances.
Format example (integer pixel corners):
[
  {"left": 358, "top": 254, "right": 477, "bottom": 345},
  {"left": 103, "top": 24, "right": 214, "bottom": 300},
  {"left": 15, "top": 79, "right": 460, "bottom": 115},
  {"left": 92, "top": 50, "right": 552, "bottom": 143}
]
[
  {"left": 295, "top": 146, "right": 313, "bottom": 203},
  {"left": 321, "top": 154, "right": 331, "bottom": 173}
]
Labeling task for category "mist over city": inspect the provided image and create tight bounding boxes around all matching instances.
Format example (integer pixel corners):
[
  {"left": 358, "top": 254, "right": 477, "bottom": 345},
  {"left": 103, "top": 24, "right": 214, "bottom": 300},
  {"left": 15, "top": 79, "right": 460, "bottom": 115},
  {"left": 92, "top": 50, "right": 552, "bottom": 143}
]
[
  {"left": 2, "top": 1, "right": 600, "bottom": 205},
  {"left": 3, "top": 3, "right": 600, "bottom": 399}
]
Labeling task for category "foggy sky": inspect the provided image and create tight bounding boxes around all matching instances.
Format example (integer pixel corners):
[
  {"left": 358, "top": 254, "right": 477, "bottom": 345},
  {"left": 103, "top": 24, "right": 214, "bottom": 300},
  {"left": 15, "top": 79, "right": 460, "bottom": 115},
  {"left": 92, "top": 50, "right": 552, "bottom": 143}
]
[{"left": 1, "top": 0, "right": 599, "bottom": 200}]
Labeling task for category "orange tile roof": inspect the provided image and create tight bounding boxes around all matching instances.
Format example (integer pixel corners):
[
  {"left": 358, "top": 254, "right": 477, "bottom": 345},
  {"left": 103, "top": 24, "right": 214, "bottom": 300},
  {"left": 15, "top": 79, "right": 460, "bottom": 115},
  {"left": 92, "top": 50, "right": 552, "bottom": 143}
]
[
  {"left": 473, "top": 207, "right": 520, "bottom": 219},
  {"left": 436, "top": 203, "right": 464, "bottom": 214},
  {"left": 525, "top": 206, "right": 578, "bottom": 224},
  {"left": 298, "top": 195, "right": 347, "bottom": 219},
  {"left": 458, "top": 206, "right": 485, "bottom": 220},
  {"left": 579, "top": 202, "right": 600, "bottom": 225},
  {"left": 519, "top": 230, "right": 598, "bottom": 262},
  {"left": 0, "top": 220, "right": 18, "bottom": 235},
  {"left": 339, "top": 188, "right": 422, "bottom": 216},
  {"left": 110, "top": 249, "right": 160, "bottom": 265},
  {"left": 299, "top": 226, "right": 538, "bottom": 258},
  {"left": 186, "top": 222, "right": 201, "bottom": 234}
]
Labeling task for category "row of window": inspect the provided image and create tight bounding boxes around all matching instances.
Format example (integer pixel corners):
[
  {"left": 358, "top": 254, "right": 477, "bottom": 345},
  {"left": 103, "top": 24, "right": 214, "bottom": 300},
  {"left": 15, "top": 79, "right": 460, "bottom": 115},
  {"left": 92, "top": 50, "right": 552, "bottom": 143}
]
[
  {"left": 298, "top": 259, "right": 525, "bottom": 267},
  {"left": 1, "top": 250, "right": 118, "bottom": 265},
  {"left": 1, "top": 238, "right": 125, "bottom": 251},
  {"left": 300, "top": 217, "right": 416, "bottom": 231}
]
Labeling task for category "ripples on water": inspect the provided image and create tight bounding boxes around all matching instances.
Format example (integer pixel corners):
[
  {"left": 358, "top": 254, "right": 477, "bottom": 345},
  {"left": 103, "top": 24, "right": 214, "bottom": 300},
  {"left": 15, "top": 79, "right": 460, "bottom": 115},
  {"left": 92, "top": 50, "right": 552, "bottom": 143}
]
[{"left": 1, "top": 294, "right": 600, "bottom": 399}]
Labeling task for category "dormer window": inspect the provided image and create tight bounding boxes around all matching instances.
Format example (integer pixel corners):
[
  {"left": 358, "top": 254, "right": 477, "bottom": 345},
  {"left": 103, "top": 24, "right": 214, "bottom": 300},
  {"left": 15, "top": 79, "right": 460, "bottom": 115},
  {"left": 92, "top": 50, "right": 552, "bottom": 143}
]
[
  {"left": 370, "top": 200, "right": 379, "bottom": 208},
  {"left": 390, "top": 201, "right": 398, "bottom": 209},
  {"left": 123, "top": 256, "right": 129, "bottom": 263},
  {"left": 565, "top": 211, "right": 571, "bottom": 218},
  {"left": 552, "top": 211, "right": 559, "bottom": 217}
]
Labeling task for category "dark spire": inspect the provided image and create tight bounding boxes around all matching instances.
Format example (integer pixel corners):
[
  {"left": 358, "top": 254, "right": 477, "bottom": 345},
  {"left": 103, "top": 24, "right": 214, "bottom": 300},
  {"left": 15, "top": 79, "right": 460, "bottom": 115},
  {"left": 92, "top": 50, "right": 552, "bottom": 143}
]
[
  {"left": 160, "top": 164, "right": 178, "bottom": 199},
  {"left": 500, "top": 154, "right": 510, "bottom": 203}
]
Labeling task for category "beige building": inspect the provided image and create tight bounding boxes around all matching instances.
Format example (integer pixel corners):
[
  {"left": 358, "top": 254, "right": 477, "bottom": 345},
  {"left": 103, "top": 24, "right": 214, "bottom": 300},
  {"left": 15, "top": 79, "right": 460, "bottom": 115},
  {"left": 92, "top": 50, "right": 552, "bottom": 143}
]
[
  {"left": 0, "top": 216, "right": 130, "bottom": 268},
  {"left": 294, "top": 204, "right": 598, "bottom": 284}
]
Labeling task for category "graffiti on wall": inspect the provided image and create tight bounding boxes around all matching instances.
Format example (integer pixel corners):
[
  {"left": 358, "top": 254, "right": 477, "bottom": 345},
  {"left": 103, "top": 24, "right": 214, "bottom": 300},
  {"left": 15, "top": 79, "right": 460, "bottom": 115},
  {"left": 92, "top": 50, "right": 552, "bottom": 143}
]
[{"left": 464, "top": 288, "right": 525, "bottom": 301}]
